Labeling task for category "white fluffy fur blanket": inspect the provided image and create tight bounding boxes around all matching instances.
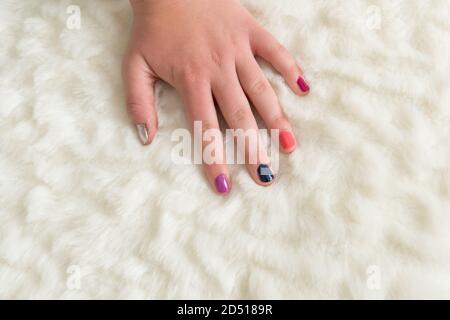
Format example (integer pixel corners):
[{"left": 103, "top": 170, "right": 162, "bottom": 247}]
[{"left": 0, "top": 0, "right": 449, "bottom": 299}]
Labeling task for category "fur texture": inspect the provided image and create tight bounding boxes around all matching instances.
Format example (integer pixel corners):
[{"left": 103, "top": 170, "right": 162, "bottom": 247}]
[{"left": 0, "top": 0, "right": 449, "bottom": 299}]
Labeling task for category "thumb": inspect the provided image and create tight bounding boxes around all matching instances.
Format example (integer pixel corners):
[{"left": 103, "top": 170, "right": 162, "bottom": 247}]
[{"left": 122, "top": 52, "right": 158, "bottom": 145}]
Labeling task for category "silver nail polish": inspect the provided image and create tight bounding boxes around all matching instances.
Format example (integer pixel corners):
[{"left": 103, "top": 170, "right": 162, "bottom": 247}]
[{"left": 136, "top": 124, "right": 149, "bottom": 145}]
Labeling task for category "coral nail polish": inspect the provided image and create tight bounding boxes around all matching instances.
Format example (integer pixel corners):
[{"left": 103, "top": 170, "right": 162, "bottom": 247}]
[
  {"left": 215, "top": 174, "right": 230, "bottom": 194},
  {"left": 279, "top": 130, "right": 296, "bottom": 150},
  {"left": 297, "top": 76, "right": 310, "bottom": 92},
  {"left": 257, "top": 164, "right": 274, "bottom": 183}
]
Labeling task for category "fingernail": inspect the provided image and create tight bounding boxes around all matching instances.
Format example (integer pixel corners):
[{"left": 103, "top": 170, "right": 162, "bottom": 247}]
[
  {"left": 215, "top": 174, "right": 230, "bottom": 194},
  {"left": 279, "top": 130, "right": 296, "bottom": 150},
  {"left": 136, "top": 124, "right": 149, "bottom": 145},
  {"left": 257, "top": 164, "right": 274, "bottom": 183},
  {"left": 297, "top": 75, "right": 310, "bottom": 92}
]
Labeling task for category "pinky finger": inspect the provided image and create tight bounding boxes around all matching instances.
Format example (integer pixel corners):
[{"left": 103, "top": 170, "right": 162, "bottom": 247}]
[{"left": 251, "top": 27, "right": 310, "bottom": 96}]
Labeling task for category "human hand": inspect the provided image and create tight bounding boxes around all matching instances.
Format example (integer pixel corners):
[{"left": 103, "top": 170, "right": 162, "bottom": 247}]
[{"left": 123, "top": 0, "right": 310, "bottom": 194}]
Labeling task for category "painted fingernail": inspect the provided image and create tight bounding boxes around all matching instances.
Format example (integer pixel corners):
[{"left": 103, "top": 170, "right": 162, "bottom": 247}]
[
  {"left": 297, "top": 75, "right": 310, "bottom": 92},
  {"left": 257, "top": 164, "right": 274, "bottom": 183},
  {"left": 279, "top": 130, "right": 296, "bottom": 150},
  {"left": 215, "top": 174, "right": 230, "bottom": 194},
  {"left": 136, "top": 124, "right": 149, "bottom": 145}
]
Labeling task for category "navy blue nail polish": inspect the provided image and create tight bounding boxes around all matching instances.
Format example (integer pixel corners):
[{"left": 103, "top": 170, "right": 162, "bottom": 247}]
[{"left": 257, "top": 164, "right": 274, "bottom": 183}]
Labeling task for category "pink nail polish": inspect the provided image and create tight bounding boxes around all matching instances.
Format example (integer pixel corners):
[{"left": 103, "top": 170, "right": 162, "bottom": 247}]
[
  {"left": 215, "top": 174, "right": 230, "bottom": 194},
  {"left": 297, "top": 76, "right": 310, "bottom": 92}
]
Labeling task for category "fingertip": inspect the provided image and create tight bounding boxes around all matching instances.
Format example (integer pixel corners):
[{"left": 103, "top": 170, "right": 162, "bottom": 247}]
[
  {"left": 279, "top": 130, "right": 297, "bottom": 154},
  {"left": 135, "top": 121, "right": 156, "bottom": 145},
  {"left": 256, "top": 164, "right": 275, "bottom": 186},
  {"left": 136, "top": 123, "right": 149, "bottom": 145},
  {"left": 296, "top": 75, "right": 310, "bottom": 96},
  {"left": 215, "top": 174, "right": 232, "bottom": 195}
]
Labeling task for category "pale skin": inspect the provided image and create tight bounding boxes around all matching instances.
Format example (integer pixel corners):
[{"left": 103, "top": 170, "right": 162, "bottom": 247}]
[{"left": 123, "top": 0, "right": 310, "bottom": 195}]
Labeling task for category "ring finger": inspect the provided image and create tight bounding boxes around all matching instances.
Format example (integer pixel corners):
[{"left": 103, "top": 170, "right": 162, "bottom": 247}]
[{"left": 211, "top": 65, "right": 275, "bottom": 186}]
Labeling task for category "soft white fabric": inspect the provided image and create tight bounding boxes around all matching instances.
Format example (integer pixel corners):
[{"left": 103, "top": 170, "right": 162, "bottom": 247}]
[{"left": 0, "top": 0, "right": 449, "bottom": 299}]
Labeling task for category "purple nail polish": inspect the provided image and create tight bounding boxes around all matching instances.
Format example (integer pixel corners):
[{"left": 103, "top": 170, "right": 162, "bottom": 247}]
[
  {"left": 297, "top": 76, "right": 310, "bottom": 92},
  {"left": 215, "top": 174, "right": 229, "bottom": 194}
]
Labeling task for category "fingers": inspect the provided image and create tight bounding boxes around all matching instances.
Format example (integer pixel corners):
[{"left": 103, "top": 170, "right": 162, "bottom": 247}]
[
  {"left": 211, "top": 67, "right": 275, "bottom": 186},
  {"left": 236, "top": 51, "right": 297, "bottom": 153},
  {"left": 251, "top": 27, "right": 310, "bottom": 96},
  {"left": 122, "top": 52, "right": 158, "bottom": 145},
  {"left": 179, "top": 81, "right": 231, "bottom": 195}
]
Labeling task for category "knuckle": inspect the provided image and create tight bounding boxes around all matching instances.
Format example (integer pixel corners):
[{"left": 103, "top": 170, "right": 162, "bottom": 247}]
[
  {"left": 126, "top": 101, "right": 143, "bottom": 116},
  {"left": 271, "top": 113, "right": 288, "bottom": 127},
  {"left": 270, "top": 42, "right": 287, "bottom": 57},
  {"left": 180, "top": 64, "right": 205, "bottom": 86},
  {"left": 288, "top": 62, "right": 300, "bottom": 74},
  {"left": 210, "top": 51, "right": 224, "bottom": 67},
  {"left": 229, "top": 106, "right": 252, "bottom": 124},
  {"left": 202, "top": 121, "right": 216, "bottom": 133},
  {"left": 250, "top": 79, "right": 269, "bottom": 95}
]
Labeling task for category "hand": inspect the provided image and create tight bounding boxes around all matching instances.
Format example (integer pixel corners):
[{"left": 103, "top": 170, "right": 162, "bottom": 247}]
[{"left": 122, "top": 0, "right": 310, "bottom": 194}]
